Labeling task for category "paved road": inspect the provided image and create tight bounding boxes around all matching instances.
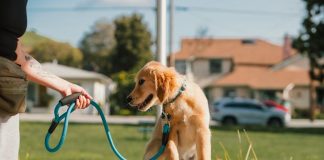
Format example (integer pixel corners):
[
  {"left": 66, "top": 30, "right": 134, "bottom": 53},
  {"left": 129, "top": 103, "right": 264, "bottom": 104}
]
[{"left": 20, "top": 113, "right": 324, "bottom": 128}]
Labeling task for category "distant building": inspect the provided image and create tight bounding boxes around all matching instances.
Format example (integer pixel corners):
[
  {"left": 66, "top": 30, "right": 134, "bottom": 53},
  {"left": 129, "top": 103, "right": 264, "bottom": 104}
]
[
  {"left": 173, "top": 37, "right": 323, "bottom": 110},
  {"left": 27, "top": 62, "right": 115, "bottom": 115}
]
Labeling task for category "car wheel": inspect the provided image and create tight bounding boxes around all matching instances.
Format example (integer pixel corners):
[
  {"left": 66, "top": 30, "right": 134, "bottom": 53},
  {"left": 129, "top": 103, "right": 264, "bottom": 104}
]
[
  {"left": 222, "top": 117, "right": 237, "bottom": 126},
  {"left": 267, "top": 118, "right": 283, "bottom": 128}
]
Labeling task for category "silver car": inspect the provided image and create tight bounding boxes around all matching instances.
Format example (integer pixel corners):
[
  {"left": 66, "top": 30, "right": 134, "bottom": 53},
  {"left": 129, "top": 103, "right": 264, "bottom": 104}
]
[{"left": 211, "top": 98, "right": 291, "bottom": 127}]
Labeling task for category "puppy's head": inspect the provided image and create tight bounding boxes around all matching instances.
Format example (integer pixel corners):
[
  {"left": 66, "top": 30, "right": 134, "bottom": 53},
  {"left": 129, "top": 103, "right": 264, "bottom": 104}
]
[{"left": 127, "top": 61, "right": 178, "bottom": 111}]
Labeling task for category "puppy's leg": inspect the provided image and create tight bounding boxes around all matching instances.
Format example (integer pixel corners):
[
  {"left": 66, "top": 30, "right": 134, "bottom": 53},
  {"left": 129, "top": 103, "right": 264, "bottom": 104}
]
[
  {"left": 165, "top": 141, "right": 179, "bottom": 160},
  {"left": 196, "top": 126, "right": 211, "bottom": 160},
  {"left": 144, "top": 129, "right": 179, "bottom": 160},
  {"left": 144, "top": 139, "right": 166, "bottom": 160},
  {"left": 192, "top": 115, "right": 211, "bottom": 160},
  {"left": 165, "top": 130, "right": 180, "bottom": 160},
  {"left": 144, "top": 118, "right": 165, "bottom": 160}
]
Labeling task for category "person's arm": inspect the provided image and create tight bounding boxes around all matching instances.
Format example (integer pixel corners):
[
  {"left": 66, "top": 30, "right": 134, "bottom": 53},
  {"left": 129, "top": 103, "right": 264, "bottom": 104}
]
[{"left": 15, "top": 39, "right": 92, "bottom": 109}]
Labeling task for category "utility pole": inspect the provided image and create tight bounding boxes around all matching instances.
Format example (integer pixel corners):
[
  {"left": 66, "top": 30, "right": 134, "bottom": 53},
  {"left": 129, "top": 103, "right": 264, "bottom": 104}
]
[
  {"left": 169, "top": 0, "right": 175, "bottom": 67},
  {"left": 156, "top": 0, "right": 167, "bottom": 117}
]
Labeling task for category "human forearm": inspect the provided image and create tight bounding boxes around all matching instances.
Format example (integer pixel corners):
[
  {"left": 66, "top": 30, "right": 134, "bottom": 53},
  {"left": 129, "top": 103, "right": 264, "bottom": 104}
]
[
  {"left": 19, "top": 54, "right": 70, "bottom": 93},
  {"left": 13, "top": 38, "right": 69, "bottom": 93},
  {"left": 14, "top": 39, "right": 91, "bottom": 108}
]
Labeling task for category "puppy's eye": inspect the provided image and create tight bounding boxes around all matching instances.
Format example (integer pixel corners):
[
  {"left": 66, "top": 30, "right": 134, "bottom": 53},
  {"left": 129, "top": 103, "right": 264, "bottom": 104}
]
[{"left": 138, "top": 79, "right": 145, "bottom": 86}]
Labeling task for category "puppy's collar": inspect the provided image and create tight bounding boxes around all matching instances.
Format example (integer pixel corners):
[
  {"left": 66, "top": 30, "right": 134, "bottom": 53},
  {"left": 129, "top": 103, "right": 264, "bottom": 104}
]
[
  {"left": 163, "top": 79, "right": 186, "bottom": 106},
  {"left": 162, "top": 79, "right": 187, "bottom": 120}
]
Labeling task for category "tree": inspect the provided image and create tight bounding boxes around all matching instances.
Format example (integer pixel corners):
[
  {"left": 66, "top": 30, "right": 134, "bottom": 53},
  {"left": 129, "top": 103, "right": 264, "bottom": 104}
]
[
  {"left": 109, "top": 14, "right": 153, "bottom": 74},
  {"left": 109, "top": 14, "right": 153, "bottom": 114},
  {"left": 109, "top": 71, "right": 135, "bottom": 115},
  {"left": 30, "top": 40, "right": 83, "bottom": 67},
  {"left": 22, "top": 31, "right": 83, "bottom": 67},
  {"left": 293, "top": 0, "right": 323, "bottom": 120},
  {"left": 79, "top": 19, "right": 115, "bottom": 71}
]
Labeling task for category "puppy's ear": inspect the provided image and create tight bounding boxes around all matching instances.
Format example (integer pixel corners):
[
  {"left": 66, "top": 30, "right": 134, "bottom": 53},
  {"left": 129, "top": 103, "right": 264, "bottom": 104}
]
[{"left": 152, "top": 70, "right": 171, "bottom": 103}]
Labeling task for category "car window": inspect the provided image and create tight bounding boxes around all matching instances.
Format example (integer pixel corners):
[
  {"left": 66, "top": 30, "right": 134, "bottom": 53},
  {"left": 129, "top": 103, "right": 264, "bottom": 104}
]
[
  {"left": 246, "top": 104, "right": 263, "bottom": 110},
  {"left": 213, "top": 102, "right": 220, "bottom": 107},
  {"left": 224, "top": 102, "right": 245, "bottom": 109},
  {"left": 224, "top": 102, "right": 263, "bottom": 111},
  {"left": 265, "top": 104, "right": 275, "bottom": 108}
]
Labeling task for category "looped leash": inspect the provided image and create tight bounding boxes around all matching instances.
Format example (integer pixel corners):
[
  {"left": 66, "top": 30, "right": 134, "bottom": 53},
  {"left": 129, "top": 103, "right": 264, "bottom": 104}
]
[
  {"left": 149, "top": 78, "right": 187, "bottom": 159},
  {"left": 149, "top": 112, "right": 171, "bottom": 160},
  {"left": 45, "top": 93, "right": 79, "bottom": 152},
  {"left": 44, "top": 93, "right": 170, "bottom": 160}
]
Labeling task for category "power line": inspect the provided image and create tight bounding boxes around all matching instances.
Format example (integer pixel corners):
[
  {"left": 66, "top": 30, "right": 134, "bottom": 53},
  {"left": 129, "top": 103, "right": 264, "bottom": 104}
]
[
  {"left": 28, "top": 6, "right": 300, "bottom": 17},
  {"left": 176, "top": 6, "right": 300, "bottom": 16},
  {"left": 28, "top": 6, "right": 155, "bottom": 12}
]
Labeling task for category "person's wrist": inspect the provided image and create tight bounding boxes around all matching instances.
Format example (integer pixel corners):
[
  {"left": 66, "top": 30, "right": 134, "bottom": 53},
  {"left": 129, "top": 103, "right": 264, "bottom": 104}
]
[{"left": 58, "top": 82, "right": 72, "bottom": 95}]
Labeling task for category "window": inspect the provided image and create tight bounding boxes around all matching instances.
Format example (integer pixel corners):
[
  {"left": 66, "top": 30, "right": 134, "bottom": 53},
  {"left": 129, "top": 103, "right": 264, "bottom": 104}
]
[
  {"left": 209, "top": 59, "right": 222, "bottom": 74},
  {"left": 224, "top": 88, "right": 236, "bottom": 97},
  {"left": 259, "top": 90, "right": 278, "bottom": 101},
  {"left": 224, "top": 102, "right": 263, "bottom": 111},
  {"left": 27, "top": 83, "right": 36, "bottom": 101},
  {"left": 175, "top": 60, "right": 186, "bottom": 74},
  {"left": 213, "top": 102, "right": 220, "bottom": 107},
  {"left": 317, "top": 87, "right": 324, "bottom": 107},
  {"left": 224, "top": 102, "right": 246, "bottom": 109},
  {"left": 246, "top": 104, "right": 263, "bottom": 111}
]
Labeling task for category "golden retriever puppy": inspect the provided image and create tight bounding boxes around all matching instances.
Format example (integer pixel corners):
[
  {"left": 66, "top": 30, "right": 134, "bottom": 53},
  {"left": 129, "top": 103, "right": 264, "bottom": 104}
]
[{"left": 127, "top": 61, "right": 211, "bottom": 160}]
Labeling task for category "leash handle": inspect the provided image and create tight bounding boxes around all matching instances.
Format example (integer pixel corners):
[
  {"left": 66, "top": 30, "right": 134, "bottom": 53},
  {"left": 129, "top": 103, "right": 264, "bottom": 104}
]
[
  {"left": 48, "top": 119, "right": 59, "bottom": 134},
  {"left": 59, "top": 92, "right": 81, "bottom": 105},
  {"left": 45, "top": 102, "right": 76, "bottom": 152}
]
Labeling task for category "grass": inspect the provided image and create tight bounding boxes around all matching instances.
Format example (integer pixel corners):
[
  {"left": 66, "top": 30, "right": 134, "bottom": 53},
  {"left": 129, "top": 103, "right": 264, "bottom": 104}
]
[{"left": 20, "top": 122, "right": 324, "bottom": 160}]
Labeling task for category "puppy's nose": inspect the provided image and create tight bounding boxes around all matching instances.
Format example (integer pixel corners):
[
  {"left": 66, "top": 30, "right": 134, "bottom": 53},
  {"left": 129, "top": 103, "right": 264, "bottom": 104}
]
[{"left": 126, "top": 96, "right": 133, "bottom": 103}]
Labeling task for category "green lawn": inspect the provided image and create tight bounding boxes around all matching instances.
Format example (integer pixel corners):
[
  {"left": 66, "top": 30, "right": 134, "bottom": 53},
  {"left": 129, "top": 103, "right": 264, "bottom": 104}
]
[{"left": 20, "top": 122, "right": 324, "bottom": 160}]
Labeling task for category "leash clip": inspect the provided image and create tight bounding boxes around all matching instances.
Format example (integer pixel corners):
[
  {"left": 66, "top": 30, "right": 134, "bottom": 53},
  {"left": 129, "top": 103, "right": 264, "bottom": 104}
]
[
  {"left": 161, "top": 112, "right": 171, "bottom": 132},
  {"left": 161, "top": 112, "right": 171, "bottom": 121}
]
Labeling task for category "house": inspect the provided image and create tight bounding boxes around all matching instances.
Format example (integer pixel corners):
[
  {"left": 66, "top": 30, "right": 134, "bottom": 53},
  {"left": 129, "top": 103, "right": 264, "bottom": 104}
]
[
  {"left": 173, "top": 36, "right": 323, "bottom": 110},
  {"left": 27, "top": 61, "right": 115, "bottom": 115}
]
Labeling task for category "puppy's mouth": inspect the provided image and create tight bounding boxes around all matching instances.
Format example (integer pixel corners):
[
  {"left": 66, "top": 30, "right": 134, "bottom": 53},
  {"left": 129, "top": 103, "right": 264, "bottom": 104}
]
[{"left": 136, "top": 94, "right": 154, "bottom": 110}]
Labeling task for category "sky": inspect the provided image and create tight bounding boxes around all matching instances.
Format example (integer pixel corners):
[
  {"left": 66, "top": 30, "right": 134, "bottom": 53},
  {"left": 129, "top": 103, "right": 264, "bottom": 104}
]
[{"left": 26, "top": 0, "right": 305, "bottom": 51}]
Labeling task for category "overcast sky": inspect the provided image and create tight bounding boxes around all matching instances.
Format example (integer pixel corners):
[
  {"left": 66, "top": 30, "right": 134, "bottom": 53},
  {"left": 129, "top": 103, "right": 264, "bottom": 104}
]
[{"left": 26, "top": 0, "right": 305, "bottom": 51}]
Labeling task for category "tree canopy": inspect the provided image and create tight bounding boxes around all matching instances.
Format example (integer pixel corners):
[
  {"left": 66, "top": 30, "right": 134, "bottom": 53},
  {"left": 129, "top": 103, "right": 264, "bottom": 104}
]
[
  {"left": 79, "top": 19, "right": 115, "bottom": 71},
  {"left": 293, "top": 0, "right": 323, "bottom": 83},
  {"left": 109, "top": 14, "right": 153, "bottom": 115},
  {"left": 109, "top": 14, "right": 153, "bottom": 74},
  {"left": 22, "top": 31, "right": 83, "bottom": 67},
  {"left": 293, "top": 0, "right": 323, "bottom": 120}
]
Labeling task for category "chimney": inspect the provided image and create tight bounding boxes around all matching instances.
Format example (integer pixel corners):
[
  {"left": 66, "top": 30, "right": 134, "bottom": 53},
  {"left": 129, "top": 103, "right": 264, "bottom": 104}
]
[{"left": 283, "top": 34, "right": 292, "bottom": 60}]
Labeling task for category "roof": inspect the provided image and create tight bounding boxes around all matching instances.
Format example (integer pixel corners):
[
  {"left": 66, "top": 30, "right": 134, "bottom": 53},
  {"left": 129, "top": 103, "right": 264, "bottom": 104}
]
[
  {"left": 174, "top": 38, "right": 296, "bottom": 66},
  {"left": 271, "top": 54, "right": 309, "bottom": 71},
  {"left": 42, "top": 62, "right": 112, "bottom": 84},
  {"left": 212, "top": 66, "right": 310, "bottom": 90}
]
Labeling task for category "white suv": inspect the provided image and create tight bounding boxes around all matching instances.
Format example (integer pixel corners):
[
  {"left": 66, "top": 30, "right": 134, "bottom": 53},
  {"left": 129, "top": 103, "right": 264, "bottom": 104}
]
[{"left": 211, "top": 98, "right": 291, "bottom": 127}]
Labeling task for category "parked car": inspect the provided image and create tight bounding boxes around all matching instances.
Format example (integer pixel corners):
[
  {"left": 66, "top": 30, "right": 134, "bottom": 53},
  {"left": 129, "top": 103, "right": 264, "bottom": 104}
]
[
  {"left": 211, "top": 98, "right": 291, "bottom": 127},
  {"left": 263, "top": 100, "right": 288, "bottom": 112}
]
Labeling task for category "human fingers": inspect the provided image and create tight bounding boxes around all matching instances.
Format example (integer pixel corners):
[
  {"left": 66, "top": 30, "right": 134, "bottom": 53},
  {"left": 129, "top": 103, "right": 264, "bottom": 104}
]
[
  {"left": 81, "top": 95, "right": 88, "bottom": 109},
  {"left": 76, "top": 98, "right": 81, "bottom": 109}
]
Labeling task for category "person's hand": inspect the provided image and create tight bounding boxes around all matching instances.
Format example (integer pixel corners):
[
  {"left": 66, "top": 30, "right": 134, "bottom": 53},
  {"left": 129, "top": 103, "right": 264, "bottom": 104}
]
[{"left": 60, "top": 83, "right": 93, "bottom": 109}]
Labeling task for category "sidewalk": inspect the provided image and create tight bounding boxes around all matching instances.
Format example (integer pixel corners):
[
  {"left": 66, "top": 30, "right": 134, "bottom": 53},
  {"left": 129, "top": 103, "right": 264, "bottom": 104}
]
[
  {"left": 20, "top": 113, "right": 155, "bottom": 125},
  {"left": 20, "top": 113, "right": 324, "bottom": 128},
  {"left": 287, "top": 119, "right": 324, "bottom": 128}
]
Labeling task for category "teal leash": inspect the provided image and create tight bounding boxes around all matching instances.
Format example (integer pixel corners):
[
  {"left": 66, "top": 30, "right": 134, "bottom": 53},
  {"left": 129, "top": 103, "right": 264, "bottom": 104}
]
[
  {"left": 44, "top": 93, "right": 169, "bottom": 160},
  {"left": 149, "top": 123, "right": 170, "bottom": 160}
]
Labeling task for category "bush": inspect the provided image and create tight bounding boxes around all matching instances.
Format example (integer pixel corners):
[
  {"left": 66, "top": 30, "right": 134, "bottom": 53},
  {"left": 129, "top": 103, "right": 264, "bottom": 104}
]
[
  {"left": 292, "top": 109, "right": 310, "bottom": 119},
  {"left": 292, "top": 108, "right": 324, "bottom": 119}
]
